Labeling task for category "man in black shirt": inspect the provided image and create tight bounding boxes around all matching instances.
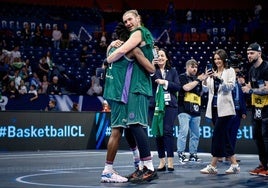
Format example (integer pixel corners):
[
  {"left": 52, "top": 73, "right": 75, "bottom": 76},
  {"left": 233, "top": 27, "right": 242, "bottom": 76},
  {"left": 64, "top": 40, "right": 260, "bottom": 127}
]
[
  {"left": 177, "top": 59, "right": 208, "bottom": 163},
  {"left": 242, "top": 43, "right": 268, "bottom": 176}
]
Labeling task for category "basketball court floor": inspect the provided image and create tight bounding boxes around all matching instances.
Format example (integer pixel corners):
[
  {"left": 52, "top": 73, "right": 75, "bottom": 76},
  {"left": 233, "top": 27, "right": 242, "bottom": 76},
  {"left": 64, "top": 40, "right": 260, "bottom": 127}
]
[{"left": 1, "top": 150, "right": 268, "bottom": 188}]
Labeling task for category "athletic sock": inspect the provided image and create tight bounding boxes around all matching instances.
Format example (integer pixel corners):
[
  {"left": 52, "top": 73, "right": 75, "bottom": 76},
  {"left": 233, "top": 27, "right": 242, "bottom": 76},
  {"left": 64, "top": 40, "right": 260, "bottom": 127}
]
[
  {"left": 131, "top": 147, "right": 140, "bottom": 168},
  {"left": 104, "top": 162, "right": 113, "bottom": 172},
  {"left": 143, "top": 160, "right": 154, "bottom": 171}
]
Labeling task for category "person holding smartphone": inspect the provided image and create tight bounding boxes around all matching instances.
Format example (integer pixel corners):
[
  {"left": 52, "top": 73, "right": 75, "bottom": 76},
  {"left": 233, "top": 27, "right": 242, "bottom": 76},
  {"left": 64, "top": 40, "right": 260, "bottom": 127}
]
[
  {"left": 151, "top": 48, "right": 181, "bottom": 172},
  {"left": 200, "top": 49, "right": 240, "bottom": 174}
]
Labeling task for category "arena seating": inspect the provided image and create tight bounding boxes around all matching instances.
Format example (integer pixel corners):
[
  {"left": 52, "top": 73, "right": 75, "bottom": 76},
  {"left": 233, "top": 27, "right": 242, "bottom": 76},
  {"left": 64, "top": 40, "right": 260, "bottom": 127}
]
[{"left": 1, "top": 2, "right": 268, "bottom": 95}]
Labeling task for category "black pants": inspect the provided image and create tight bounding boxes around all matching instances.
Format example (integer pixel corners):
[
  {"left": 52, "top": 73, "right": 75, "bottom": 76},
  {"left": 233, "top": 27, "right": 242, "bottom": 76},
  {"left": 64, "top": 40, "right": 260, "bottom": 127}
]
[
  {"left": 211, "top": 107, "right": 233, "bottom": 157},
  {"left": 252, "top": 117, "right": 268, "bottom": 169}
]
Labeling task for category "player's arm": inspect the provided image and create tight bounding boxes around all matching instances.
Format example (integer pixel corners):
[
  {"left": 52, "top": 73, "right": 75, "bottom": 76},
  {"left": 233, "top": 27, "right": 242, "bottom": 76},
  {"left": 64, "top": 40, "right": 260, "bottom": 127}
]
[
  {"left": 107, "top": 31, "right": 142, "bottom": 63},
  {"left": 130, "top": 47, "right": 155, "bottom": 74}
]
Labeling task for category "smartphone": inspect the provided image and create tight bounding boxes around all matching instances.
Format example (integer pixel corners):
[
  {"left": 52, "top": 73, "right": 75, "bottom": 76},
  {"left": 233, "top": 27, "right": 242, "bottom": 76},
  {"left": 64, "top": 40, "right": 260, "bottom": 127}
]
[
  {"left": 206, "top": 63, "right": 213, "bottom": 72},
  {"left": 152, "top": 48, "right": 158, "bottom": 59}
]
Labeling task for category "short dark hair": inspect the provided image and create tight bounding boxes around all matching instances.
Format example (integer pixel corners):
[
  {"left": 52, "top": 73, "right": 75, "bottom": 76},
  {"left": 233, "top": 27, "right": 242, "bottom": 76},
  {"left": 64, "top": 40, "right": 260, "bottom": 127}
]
[{"left": 115, "top": 22, "right": 130, "bottom": 42}]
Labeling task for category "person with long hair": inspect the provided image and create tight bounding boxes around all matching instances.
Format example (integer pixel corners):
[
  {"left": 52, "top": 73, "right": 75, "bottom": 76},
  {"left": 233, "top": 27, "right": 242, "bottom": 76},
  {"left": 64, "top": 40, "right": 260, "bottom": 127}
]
[
  {"left": 151, "top": 48, "right": 180, "bottom": 172},
  {"left": 200, "top": 49, "right": 240, "bottom": 174}
]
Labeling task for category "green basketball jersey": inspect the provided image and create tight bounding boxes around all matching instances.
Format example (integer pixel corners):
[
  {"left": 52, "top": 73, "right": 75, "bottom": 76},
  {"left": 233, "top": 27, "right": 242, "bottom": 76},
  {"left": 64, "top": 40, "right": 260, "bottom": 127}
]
[
  {"left": 103, "top": 47, "right": 134, "bottom": 102},
  {"left": 129, "top": 26, "right": 154, "bottom": 97}
]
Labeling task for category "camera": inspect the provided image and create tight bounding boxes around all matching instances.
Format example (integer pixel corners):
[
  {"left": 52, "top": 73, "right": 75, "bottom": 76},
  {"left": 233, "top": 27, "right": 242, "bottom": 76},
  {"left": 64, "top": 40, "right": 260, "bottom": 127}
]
[
  {"left": 228, "top": 51, "right": 247, "bottom": 77},
  {"left": 229, "top": 51, "right": 244, "bottom": 68}
]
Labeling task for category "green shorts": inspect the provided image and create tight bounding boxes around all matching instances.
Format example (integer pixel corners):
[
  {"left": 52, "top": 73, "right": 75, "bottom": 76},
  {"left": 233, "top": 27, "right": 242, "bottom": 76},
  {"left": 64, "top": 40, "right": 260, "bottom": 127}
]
[
  {"left": 109, "top": 100, "right": 128, "bottom": 128},
  {"left": 127, "top": 93, "right": 150, "bottom": 127}
]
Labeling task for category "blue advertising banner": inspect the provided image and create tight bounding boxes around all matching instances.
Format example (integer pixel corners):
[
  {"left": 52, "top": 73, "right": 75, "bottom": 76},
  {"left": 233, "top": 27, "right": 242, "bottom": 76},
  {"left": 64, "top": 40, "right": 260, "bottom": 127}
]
[{"left": 0, "top": 110, "right": 257, "bottom": 154}]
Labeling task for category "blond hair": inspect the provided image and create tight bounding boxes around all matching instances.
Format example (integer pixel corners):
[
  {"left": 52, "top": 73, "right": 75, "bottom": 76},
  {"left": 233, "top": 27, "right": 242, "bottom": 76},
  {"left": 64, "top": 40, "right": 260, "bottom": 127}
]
[
  {"left": 123, "top": 9, "right": 141, "bottom": 24},
  {"left": 123, "top": 9, "right": 139, "bottom": 17}
]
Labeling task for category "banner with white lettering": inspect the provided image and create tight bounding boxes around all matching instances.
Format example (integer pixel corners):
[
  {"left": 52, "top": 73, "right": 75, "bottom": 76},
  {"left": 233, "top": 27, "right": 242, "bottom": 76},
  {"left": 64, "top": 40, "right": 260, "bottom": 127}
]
[{"left": 0, "top": 110, "right": 257, "bottom": 154}]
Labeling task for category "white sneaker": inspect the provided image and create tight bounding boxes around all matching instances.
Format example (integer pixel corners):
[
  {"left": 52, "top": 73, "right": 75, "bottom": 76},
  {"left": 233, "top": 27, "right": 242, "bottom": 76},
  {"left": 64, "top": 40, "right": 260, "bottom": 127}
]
[
  {"left": 101, "top": 170, "right": 128, "bottom": 183},
  {"left": 225, "top": 164, "right": 240, "bottom": 174},
  {"left": 200, "top": 164, "right": 218, "bottom": 174}
]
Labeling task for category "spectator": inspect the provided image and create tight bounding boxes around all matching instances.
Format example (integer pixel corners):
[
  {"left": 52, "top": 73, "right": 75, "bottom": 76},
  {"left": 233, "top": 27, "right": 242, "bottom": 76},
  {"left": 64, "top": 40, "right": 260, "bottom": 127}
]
[
  {"left": 71, "top": 102, "right": 79, "bottom": 111},
  {"left": 29, "top": 72, "right": 42, "bottom": 93},
  {"left": 1, "top": 69, "right": 10, "bottom": 94},
  {"left": 45, "top": 99, "right": 58, "bottom": 111},
  {"left": 52, "top": 25, "right": 62, "bottom": 50},
  {"left": 185, "top": 9, "right": 192, "bottom": 33},
  {"left": 111, "top": 30, "right": 117, "bottom": 41},
  {"left": 99, "top": 32, "right": 107, "bottom": 51},
  {"left": 19, "top": 64, "right": 30, "bottom": 86},
  {"left": 101, "top": 100, "right": 110, "bottom": 112},
  {"left": 33, "top": 25, "right": 43, "bottom": 47},
  {"left": 6, "top": 80, "right": 19, "bottom": 99},
  {"left": 254, "top": 3, "right": 262, "bottom": 19},
  {"left": 218, "top": 65, "right": 247, "bottom": 163},
  {"left": 61, "top": 23, "right": 71, "bottom": 49},
  {"left": 166, "top": 1, "right": 176, "bottom": 19},
  {"left": 28, "top": 84, "right": 38, "bottom": 101},
  {"left": 21, "top": 22, "right": 31, "bottom": 47},
  {"left": 44, "top": 51, "right": 54, "bottom": 81},
  {"left": 14, "top": 69, "right": 22, "bottom": 90},
  {"left": 79, "top": 45, "right": 90, "bottom": 68},
  {"left": 87, "top": 69, "right": 103, "bottom": 96},
  {"left": 47, "top": 76, "right": 62, "bottom": 95},
  {"left": 200, "top": 49, "right": 239, "bottom": 174},
  {"left": 10, "top": 45, "right": 21, "bottom": 64},
  {"left": 177, "top": 59, "right": 208, "bottom": 163},
  {"left": 38, "top": 56, "right": 49, "bottom": 81},
  {"left": 18, "top": 79, "right": 27, "bottom": 95},
  {"left": 43, "top": 24, "right": 52, "bottom": 47},
  {"left": 24, "top": 58, "right": 32, "bottom": 75},
  {"left": 40, "top": 75, "right": 49, "bottom": 94},
  {"left": 242, "top": 43, "right": 268, "bottom": 176},
  {"left": 151, "top": 48, "right": 180, "bottom": 172}
]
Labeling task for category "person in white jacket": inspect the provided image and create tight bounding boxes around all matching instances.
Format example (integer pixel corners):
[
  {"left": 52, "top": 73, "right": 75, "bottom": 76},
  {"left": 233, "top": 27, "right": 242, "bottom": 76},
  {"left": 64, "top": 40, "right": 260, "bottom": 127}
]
[{"left": 200, "top": 49, "right": 240, "bottom": 174}]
